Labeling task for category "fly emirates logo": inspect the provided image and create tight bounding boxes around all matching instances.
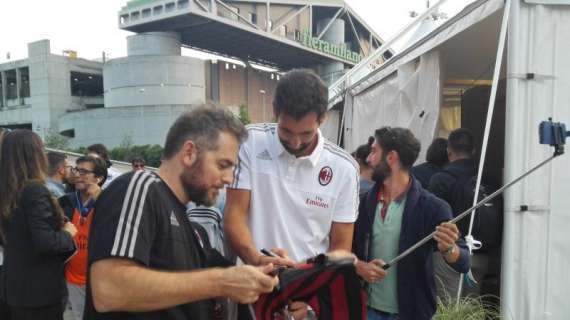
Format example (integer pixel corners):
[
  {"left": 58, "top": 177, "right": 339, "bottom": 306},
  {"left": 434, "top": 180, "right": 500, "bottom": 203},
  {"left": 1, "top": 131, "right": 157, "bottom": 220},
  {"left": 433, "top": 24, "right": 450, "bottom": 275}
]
[{"left": 306, "top": 195, "right": 329, "bottom": 209}]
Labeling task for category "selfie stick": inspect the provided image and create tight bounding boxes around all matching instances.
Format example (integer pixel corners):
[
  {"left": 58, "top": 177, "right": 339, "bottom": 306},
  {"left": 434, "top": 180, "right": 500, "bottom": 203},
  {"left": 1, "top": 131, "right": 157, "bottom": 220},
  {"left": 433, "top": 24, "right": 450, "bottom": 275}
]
[{"left": 382, "top": 119, "right": 569, "bottom": 270}]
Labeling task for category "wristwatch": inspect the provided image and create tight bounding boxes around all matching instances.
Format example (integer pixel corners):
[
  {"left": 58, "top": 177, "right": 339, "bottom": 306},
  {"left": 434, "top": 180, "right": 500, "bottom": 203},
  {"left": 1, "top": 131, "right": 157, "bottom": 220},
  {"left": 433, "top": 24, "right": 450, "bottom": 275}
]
[{"left": 443, "top": 245, "right": 456, "bottom": 257}]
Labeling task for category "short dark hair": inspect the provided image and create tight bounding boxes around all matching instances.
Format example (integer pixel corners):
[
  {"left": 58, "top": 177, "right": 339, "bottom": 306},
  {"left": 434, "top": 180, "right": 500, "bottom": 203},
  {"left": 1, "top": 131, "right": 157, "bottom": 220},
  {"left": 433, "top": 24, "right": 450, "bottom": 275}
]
[
  {"left": 448, "top": 128, "right": 475, "bottom": 156},
  {"left": 163, "top": 107, "right": 248, "bottom": 160},
  {"left": 374, "top": 127, "right": 421, "bottom": 170},
  {"left": 353, "top": 136, "right": 375, "bottom": 166},
  {"left": 131, "top": 157, "right": 145, "bottom": 165},
  {"left": 86, "top": 143, "right": 112, "bottom": 168},
  {"left": 47, "top": 152, "right": 67, "bottom": 176},
  {"left": 76, "top": 155, "right": 108, "bottom": 186},
  {"left": 273, "top": 69, "right": 328, "bottom": 120},
  {"left": 426, "top": 138, "right": 449, "bottom": 167}
]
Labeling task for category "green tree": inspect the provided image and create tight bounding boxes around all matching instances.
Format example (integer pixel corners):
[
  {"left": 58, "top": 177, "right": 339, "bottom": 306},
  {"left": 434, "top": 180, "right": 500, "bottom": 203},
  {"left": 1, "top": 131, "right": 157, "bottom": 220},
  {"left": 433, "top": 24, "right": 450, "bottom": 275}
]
[
  {"left": 44, "top": 129, "right": 70, "bottom": 150},
  {"left": 239, "top": 103, "right": 251, "bottom": 125}
]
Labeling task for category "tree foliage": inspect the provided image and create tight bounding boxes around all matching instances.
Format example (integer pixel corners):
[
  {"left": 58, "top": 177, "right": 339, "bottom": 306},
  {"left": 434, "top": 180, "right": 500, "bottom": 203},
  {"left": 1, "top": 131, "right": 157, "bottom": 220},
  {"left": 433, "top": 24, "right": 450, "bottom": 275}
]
[
  {"left": 43, "top": 129, "right": 70, "bottom": 150},
  {"left": 239, "top": 103, "right": 251, "bottom": 125}
]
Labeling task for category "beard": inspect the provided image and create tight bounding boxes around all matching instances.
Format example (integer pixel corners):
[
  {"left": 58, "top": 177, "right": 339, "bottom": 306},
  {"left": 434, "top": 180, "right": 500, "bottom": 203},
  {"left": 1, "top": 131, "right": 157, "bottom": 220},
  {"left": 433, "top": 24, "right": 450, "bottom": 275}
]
[
  {"left": 371, "top": 156, "right": 391, "bottom": 183},
  {"left": 279, "top": 137, "right": 313, "bottom": 157},
  {"left": 180, "top": 158, "right": 218, "bottom": 207}
]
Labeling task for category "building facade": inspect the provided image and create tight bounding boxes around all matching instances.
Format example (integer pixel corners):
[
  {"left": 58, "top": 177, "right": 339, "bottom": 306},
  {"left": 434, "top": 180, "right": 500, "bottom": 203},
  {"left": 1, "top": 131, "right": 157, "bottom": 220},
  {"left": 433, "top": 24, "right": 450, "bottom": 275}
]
[{"left": 0, "top": 0, "right": 387, "bottom": 148}]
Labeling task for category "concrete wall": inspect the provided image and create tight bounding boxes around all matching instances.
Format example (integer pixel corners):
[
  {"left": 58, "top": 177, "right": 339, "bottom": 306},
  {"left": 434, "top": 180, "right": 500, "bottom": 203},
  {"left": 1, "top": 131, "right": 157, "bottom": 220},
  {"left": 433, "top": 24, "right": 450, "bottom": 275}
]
[
  {"left": 104, "top": 55, "right": 205, "bottom": 107},
  {"left": 0, "top": 40, "right": 103, "bottom": 139},
  {"left": 104, "top": 32, "right": 205, "bottom": 108},
  {"left": 214, "top": 61, "right": 278, "bottom": 123},
  {"left": 59, "top": 105, "right": 198, "bottom": 148}
]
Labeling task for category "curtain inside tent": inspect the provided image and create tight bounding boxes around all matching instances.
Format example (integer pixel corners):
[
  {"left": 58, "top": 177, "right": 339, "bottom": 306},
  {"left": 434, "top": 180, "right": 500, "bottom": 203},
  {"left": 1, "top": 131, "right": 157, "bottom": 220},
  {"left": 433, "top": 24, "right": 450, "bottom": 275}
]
[{"left": 347, "top": 51, "right": 441, "bottom": 162}]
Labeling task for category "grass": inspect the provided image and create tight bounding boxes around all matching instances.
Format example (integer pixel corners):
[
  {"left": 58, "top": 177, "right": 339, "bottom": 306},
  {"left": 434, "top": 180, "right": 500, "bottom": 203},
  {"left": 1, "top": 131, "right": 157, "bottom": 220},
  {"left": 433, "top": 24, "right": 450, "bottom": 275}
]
[{"left": 433, "top": 295, "right": 501, "bottom": 320}]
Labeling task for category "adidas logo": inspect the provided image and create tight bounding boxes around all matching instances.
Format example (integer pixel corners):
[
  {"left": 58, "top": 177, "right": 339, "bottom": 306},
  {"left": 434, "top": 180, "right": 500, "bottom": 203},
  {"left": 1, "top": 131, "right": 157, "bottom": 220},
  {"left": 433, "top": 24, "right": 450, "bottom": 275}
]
[
  {"left": 256, "top": 149, "right": 272, "bottom": 161},
  {"left": 169, "top": 211, "right": 180, "bottom": 227}
]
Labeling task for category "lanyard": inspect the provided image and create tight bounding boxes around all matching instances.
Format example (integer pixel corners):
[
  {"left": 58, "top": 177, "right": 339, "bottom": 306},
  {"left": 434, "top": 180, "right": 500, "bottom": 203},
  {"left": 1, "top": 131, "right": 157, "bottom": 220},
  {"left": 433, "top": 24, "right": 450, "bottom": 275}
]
[{"left": 74, "top": 191, "right": 94, "bottom": 218}]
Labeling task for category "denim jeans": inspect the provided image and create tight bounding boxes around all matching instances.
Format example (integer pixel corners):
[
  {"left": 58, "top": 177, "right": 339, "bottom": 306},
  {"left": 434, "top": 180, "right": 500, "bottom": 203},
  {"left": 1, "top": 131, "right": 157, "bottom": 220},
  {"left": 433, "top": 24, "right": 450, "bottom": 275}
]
[{"left": 367, "top": 307, "right": 399, "bottom": 320}]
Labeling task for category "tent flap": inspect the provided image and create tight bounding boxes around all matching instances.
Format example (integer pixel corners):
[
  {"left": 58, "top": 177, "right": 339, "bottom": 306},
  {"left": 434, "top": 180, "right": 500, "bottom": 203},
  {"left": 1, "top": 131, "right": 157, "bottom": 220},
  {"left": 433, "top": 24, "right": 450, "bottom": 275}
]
[{"left": 347, "top": 50, "right": 441, "bottom": 163}]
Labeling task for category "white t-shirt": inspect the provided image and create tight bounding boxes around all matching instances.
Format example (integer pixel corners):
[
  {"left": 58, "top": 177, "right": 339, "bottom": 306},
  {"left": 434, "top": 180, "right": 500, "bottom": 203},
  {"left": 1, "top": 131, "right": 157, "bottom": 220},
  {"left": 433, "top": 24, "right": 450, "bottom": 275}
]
[
  {"left": 103, "top": 166, "right": 123, "bottom": 189},
  {"left": 230, "top": 123, "right": 360, "bottom": 261}
]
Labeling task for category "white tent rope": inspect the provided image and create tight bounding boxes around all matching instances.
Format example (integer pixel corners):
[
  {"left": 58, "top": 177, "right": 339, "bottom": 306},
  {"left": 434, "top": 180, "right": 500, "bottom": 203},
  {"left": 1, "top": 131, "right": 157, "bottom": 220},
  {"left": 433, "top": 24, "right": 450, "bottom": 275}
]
[{"left": 456, "top": 0, "right": 512, "bottom": 300}]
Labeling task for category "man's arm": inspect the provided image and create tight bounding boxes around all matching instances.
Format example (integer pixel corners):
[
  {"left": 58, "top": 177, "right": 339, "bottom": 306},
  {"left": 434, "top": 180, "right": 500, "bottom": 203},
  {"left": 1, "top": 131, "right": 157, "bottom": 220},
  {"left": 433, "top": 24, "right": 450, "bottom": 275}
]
[
  {"left": 328, "top": 222, "right": 354, "bottom": 252},
  {"left": 223, "top": 189, "right": 293, "bottom": 266},
  {"left": 224, "top": 189, "right": 258, "bottom": 265},
  {"left": 90, "top": 258, "right": 278, "bottom": 312}
]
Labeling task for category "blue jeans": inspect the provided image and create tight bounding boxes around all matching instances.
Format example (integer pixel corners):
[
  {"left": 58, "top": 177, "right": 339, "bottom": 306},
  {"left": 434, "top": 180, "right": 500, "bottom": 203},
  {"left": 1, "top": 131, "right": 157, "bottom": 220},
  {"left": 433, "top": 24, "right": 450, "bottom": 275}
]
[{"left": 367, "top": 307, "right": 399, "bottom": 320}]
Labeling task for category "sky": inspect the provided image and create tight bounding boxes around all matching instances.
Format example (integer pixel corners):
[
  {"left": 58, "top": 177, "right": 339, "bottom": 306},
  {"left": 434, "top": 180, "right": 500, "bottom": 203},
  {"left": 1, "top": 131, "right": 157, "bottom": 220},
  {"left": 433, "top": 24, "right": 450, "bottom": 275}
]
[{"left": 0, "top": 0, "right": 473, "bottom": 63}]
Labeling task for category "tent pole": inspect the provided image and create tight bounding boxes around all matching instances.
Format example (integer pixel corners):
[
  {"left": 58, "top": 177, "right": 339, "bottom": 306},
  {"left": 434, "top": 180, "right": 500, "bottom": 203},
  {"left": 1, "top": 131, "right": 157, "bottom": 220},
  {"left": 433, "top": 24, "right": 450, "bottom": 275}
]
[{"left": 456, "top": 0, "right": 513, "bottom": 301}]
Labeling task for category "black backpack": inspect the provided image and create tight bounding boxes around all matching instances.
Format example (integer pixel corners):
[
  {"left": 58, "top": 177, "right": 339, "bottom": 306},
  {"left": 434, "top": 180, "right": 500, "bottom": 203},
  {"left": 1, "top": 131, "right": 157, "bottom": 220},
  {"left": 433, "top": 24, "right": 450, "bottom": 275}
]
[{"left": 444, "top": 170, "right": 503, "bottom": 252}]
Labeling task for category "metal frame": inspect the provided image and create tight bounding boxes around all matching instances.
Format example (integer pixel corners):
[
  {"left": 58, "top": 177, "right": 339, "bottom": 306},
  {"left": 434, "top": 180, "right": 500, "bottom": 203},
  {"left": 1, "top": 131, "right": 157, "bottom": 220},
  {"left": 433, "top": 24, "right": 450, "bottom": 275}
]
[
  {"left": 118, "top": 0, "right": 388, "bottom": 68},
  {"left": 328, "top": 0, "right": 451, "bottom": 102},
  {"left": 345, "top": 11, "right": 364, "bottom": 56},
  {"left": 271, "top": 4, "right": 308, "bottom": 33},
  {"left": 316, "top": 7, "right": 345, "bottom": 40},
  {"left": 193, "top": 0, "right": 209, "bottom": 12},
  {"left": 216, "top": 0, "right": 261, "bottom": 30}
]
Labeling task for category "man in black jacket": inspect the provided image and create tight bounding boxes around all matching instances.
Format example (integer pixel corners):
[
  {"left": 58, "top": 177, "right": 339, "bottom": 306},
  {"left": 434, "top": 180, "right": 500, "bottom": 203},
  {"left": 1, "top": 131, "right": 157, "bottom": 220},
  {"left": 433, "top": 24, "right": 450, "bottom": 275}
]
[
  {"left": 428, "top": 128, "right": 485, "bottom": 300},
  {"left": 353, "top": 127, "right": 469, "bottom": 320}
]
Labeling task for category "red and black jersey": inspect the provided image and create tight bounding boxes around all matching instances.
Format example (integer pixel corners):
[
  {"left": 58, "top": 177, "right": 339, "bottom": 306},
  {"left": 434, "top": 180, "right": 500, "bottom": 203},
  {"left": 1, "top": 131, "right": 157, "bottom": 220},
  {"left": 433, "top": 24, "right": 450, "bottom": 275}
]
[{"left": 255, "top": 254, "right": 367, "bottom": 320}]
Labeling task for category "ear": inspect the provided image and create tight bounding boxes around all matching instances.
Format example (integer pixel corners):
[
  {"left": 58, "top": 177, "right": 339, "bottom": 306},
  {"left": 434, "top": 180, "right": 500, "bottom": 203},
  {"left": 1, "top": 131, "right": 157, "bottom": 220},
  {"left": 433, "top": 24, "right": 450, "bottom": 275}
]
[
  {"left": 318, "top": 113, "right": 327, "bottom": 126},
  {"left": 181, "top": 140, "right": 199, "bottom": 167},
  {"left": 58, "top": 165, "right": 66, "bottom": 175},
  {"left": 387, "top": 150, "right": 399, "bottom": 166}
]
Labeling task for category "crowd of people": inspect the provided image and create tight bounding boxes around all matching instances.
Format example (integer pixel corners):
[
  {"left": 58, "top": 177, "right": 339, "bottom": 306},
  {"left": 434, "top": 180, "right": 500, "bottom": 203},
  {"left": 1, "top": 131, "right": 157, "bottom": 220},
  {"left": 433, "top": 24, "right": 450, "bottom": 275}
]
[{"left": 0, "top": 69, "right": 502, "bottom": 320}]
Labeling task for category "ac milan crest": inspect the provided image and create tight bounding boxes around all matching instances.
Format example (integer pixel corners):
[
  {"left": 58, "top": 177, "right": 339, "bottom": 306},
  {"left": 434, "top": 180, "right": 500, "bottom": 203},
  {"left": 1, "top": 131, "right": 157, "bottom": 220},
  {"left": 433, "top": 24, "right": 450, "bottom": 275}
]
[{"left": 318, "top": 166, "right": 333, "bottom": 186}]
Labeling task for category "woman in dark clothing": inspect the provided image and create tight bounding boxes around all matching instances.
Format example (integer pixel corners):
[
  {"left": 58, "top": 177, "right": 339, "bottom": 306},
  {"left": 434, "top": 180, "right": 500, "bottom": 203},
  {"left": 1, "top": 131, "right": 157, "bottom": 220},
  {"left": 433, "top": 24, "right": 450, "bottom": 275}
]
[
  {"left": 411, "top": 137, "right": 449, "bottom": 187},
  {"left": 0, "top": 129, "right": 77, "bottom": 320},
  {"left": 353, "top": 137, "right": 375, "bottom": 197}
]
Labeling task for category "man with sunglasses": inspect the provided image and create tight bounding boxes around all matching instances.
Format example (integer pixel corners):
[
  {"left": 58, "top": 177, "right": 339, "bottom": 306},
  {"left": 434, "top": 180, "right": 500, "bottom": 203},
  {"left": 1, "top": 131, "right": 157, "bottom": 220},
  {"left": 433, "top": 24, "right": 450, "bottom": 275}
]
[
  {"left": 131, "top": 157, "right": 146, "bottom": 171},
  {"left": 59, "top": 156, "right": 107, "bottom": 320},
  {"left": 352, "top": 127, "right": 469, "bottom": 320}
]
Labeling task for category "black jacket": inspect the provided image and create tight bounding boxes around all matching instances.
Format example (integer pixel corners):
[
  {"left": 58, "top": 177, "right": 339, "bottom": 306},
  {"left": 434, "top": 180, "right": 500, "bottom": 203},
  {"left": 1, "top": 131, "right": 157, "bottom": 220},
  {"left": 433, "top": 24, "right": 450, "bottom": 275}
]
[
  {"left": 353, "top": 176, "right": 469, "bottom": 320},
  {"left": 2, "top": 183, "right": 76, "bottom": 307},
  {"left": 410, "top": 162, "right": 442, "bottom": 188},
  {"left": 428, "top": 159, "right": 477, "bottom": 209}
]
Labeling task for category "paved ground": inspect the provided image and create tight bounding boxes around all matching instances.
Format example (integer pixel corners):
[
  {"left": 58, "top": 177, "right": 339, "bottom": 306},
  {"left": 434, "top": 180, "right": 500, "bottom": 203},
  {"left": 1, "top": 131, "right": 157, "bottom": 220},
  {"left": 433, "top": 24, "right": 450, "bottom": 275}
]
[{"left": 63, "top": 306, "right": 75, "bottom": 320}]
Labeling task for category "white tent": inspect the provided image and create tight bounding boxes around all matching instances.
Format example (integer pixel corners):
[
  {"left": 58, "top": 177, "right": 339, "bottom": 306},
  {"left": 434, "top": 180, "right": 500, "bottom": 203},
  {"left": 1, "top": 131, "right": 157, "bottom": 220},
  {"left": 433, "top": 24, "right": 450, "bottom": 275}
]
[{"left": 329, "top": 0, "right": 570, "bottom": 318}]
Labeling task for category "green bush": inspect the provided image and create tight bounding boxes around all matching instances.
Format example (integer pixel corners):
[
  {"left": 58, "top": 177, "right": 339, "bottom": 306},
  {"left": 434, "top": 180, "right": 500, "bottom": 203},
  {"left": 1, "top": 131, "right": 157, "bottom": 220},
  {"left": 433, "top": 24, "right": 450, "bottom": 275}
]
[
  {"left": 109, "top": 144, "right": 163, "bottom": 168},
  {"left": 434, "top": 295, "right": 501, "bottom": 320},
  {"left": 44, "top": 129, "right": 70, "bottom": 150},
  {"left": 239, "top": 103, "right": 251, "bottom": 125}
]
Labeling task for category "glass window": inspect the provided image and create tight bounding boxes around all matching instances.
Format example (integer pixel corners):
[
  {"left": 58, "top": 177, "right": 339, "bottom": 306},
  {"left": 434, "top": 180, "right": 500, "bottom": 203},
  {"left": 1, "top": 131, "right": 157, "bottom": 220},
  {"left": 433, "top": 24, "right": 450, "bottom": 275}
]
[
  {"left": 5, "top": 70, "right": 17, "bottom": 100},
  {"left": 249, "top": 12, "right": 257, "bottom": 24},
  {"left": 19, "top": 67, "right": 30, "bottom": 98}
]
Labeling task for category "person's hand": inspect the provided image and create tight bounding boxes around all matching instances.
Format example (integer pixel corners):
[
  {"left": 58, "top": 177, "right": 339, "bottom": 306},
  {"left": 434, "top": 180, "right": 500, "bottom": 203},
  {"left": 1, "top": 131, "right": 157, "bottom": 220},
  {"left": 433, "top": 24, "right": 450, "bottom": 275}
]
[
  {"left": 434, "top": 222, "right": 459, "bottom": 254},
  {"left": 63, "top": 222, "right": 78, "bottom": 237},
  {"left": 355, "top": 259, "right": 387, "bottom": 283},
  {"left": 256, "top": 248, "right": 296, "bottom": 267},
  {"left": 220, "top": 264, "right": 279, "bottom": 304},
  {"left": 86, "top": 182, "right": 102, "bottom": 201},
  {"left": 288, "top": 301, "right": 309, "bottom": 320}
]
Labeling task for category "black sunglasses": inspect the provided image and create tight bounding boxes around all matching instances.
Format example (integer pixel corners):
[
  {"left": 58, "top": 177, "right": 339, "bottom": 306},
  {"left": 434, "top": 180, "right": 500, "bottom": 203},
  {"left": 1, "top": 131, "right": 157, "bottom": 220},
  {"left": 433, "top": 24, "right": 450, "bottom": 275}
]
[{"left": 71, "top": 167, "right": 95, "bottom": 176}]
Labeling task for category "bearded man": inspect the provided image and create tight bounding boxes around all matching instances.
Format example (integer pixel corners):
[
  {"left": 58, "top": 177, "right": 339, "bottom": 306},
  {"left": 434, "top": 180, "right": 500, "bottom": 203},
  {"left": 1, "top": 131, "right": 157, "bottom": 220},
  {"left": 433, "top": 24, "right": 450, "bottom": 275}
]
[
  {"left": 352, "top": 127, "right": 470, "bottom": 320},
  {"left": 84, "top": 108, "right": 278, "bottom": 320}
]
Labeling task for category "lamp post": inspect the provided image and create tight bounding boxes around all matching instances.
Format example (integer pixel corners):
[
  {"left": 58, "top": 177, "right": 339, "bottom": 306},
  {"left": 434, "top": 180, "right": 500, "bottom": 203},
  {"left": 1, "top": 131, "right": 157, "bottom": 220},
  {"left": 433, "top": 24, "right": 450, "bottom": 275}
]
[{"left": 259, "top": 89, "right": 266, "bottom": 122}]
